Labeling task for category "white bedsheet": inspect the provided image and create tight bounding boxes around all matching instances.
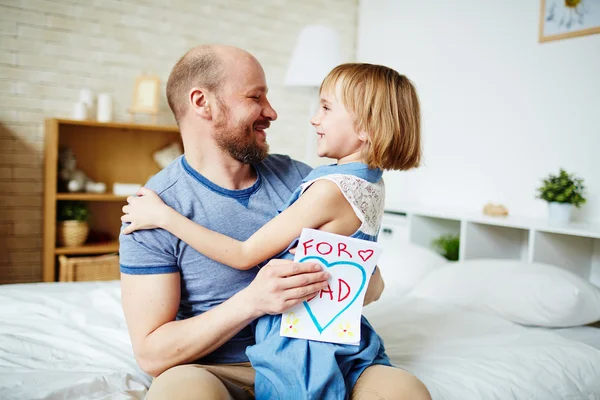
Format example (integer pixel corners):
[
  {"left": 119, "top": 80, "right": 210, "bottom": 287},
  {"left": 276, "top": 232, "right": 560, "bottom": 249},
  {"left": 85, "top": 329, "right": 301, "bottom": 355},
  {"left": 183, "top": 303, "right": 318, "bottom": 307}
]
[
  {"left": 1, "top": 281, "right": 599, "bottom": 399},
  {"left": 364, "top": 297, "right": 600, "bottom": 400},
  {"left": 0, "top": 281, "right": 149, "bottom": 400},
  {"left": 551, "top": 326, "right": 600, "bottom": 351}
]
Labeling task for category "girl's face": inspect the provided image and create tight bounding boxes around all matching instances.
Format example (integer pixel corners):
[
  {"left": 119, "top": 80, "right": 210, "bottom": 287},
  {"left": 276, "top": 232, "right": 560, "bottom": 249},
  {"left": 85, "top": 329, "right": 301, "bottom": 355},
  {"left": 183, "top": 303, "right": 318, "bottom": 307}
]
[{"left": 310, "top": 86, "right": 366, "bottom": 164}]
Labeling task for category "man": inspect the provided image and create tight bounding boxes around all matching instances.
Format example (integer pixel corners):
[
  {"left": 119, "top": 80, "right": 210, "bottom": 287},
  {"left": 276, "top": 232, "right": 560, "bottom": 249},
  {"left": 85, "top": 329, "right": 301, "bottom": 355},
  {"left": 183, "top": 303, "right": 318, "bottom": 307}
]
[{"left": 119, "top": 44, "right": 431, "bottom": 400}]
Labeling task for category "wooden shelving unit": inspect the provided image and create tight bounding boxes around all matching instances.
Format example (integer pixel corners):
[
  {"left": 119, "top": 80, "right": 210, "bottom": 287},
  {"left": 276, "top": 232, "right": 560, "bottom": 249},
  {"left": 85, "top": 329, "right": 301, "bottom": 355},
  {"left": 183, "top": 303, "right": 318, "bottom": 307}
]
[
  {"left": 54, "top": 241, "right": 120, "bottom": 255},
  {"left": 56, "top": 193, "right": 128, "bottom": 202},
  {"left": 43, "top": 118, "right": 181, "bottom": 282}
]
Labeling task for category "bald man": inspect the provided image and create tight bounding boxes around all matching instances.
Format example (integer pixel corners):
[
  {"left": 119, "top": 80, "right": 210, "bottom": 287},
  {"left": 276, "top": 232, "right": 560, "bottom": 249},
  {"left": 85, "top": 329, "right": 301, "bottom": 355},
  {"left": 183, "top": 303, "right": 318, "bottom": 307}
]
[{"left": 119, "top": 45, "right": 430, "bottom": 400}]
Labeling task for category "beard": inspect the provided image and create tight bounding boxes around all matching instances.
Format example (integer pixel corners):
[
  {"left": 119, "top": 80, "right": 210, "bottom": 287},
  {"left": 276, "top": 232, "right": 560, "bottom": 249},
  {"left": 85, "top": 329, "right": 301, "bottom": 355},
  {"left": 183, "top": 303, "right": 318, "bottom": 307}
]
[{"left": 213, "top": 102, "right": 270, "bottom": 165}]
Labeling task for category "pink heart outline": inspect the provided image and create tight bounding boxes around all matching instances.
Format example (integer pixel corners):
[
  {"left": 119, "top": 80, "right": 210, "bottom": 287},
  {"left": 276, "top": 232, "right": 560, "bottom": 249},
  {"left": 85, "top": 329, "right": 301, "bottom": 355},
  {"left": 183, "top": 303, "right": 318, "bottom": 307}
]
[{"left": 358, "top": 249, "right": 374, "bottom": 262}]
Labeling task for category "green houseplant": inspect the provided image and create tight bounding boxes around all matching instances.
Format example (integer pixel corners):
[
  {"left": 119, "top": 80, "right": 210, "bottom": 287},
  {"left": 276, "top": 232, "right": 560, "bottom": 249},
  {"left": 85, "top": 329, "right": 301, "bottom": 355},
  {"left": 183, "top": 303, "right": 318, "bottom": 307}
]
[
  {"left": 537, "top": 168, "right": 585, "bottom": 224},
  {"left": 431, "top": 233, "right": 460, "bottom": 261},
  {"left": 56, "top": 201, "right": 91, "bottom": 247}
]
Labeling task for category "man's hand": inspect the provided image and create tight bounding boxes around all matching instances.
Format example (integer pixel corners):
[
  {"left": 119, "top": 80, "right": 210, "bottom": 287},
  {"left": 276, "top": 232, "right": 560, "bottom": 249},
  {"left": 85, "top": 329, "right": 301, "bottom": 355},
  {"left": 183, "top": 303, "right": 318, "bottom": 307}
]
[{"left": 240, "top": 259, "right": 330, "bottom": 318}]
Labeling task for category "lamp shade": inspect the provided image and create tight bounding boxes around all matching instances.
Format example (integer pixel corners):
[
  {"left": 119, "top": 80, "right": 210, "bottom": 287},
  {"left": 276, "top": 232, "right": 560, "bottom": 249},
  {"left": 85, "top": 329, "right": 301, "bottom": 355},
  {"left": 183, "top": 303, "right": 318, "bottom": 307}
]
[{"left": 285, "top": 25, "right": 341, "bottom": 87}]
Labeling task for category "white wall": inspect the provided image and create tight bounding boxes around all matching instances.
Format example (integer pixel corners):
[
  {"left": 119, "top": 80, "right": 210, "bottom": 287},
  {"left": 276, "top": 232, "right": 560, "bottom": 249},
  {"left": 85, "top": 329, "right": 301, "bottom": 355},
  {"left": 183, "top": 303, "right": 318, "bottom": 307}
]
[{"left": 357, "top": 0, "right": 600, "bottom": 223}]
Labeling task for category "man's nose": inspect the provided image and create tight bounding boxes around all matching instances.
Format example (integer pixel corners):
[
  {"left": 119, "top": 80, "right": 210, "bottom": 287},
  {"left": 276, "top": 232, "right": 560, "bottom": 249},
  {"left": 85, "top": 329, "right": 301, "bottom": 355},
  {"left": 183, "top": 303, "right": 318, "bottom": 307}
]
[{"left": 263, "top": 100, "right": 277, "bottom": 121}]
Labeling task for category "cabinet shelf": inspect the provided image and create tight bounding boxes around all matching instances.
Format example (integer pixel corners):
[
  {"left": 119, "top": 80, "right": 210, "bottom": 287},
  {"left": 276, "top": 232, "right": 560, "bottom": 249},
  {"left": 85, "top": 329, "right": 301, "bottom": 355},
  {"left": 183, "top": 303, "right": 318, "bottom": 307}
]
[
  {"left": 54, "top": 241, "right": 120, "bottom": 255},
  {"left": 382, "top": 204, "right": 600, "bottom": 287},
  {"left": 56, "top": 193, "right": 128, "bottom": 202},
  {"left": 44, "top": 118, "right": 182, "bottom": 282},
  {"left": 53, "top": 118, "right": 179, "bottom": 132}
]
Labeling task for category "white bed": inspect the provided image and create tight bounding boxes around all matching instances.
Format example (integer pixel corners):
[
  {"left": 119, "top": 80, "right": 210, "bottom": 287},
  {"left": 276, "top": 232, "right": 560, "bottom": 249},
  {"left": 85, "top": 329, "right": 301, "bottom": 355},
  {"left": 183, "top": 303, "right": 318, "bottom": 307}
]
[
  {"left": 1, "top": 280, "right": 599, "bottom": 400},
  {"left": 364, "top": 298, "right": 600, "bottom": 400},
  {"left": 0, "top": 281, "right": 149, "bottom": 400}
]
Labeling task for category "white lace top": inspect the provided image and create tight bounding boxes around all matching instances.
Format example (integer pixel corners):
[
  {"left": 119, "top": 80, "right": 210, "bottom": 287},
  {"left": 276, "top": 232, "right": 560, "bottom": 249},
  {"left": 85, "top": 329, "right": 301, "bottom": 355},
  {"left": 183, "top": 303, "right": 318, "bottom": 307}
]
[{"left": 299, "top": 174, "right": 385, "bottom": 236}]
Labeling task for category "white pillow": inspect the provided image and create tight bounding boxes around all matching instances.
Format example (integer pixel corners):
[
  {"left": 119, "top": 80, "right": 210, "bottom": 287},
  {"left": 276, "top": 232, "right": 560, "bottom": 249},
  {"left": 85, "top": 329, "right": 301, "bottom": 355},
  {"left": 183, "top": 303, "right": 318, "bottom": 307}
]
[
  {"left": 407, "top": 259, "right": 600, "bottom": 327},
  {"left": 377, "top": 242, "right": 447, "bottom": 298}
]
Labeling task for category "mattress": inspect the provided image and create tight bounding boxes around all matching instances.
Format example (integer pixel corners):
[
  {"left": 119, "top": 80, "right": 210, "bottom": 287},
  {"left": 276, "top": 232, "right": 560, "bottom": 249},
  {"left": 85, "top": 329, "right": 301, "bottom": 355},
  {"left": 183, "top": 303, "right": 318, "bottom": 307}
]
[
  {"left": 551, "top": 326, "right": 600, "bottom": 351},
  {"left": 1, "top": 281, "right": 599, "bottom": 400},
  {"left": 364, "top": 297, "right": 600, "bottom": 400},
  {"left": 0, "top": 281, "right": 149, "bottom": 400}
]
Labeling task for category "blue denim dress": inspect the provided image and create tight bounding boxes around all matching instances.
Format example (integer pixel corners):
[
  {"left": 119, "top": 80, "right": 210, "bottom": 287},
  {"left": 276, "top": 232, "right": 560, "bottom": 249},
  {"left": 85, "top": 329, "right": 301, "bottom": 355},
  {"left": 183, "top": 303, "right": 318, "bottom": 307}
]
[{"left": 246, "top": 162, "right": 392, "bottom": 400}]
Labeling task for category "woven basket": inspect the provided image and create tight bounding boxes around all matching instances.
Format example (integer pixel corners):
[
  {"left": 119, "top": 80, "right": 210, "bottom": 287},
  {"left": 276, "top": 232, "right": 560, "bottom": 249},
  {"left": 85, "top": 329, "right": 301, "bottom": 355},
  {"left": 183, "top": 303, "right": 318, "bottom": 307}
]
[
  {"left": 57, "top": 220, "right": 89, "bottom": 247},
  {"left": 58, "top": 253, "right": 120, "bottom": 282}
]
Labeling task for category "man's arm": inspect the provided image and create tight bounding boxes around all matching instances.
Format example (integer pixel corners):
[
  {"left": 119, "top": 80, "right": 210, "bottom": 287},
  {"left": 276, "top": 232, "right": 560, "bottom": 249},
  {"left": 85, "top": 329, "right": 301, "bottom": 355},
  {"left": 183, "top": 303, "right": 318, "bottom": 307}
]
[{"left": 121, "top": 259, "right": 330, "bottom": 377}]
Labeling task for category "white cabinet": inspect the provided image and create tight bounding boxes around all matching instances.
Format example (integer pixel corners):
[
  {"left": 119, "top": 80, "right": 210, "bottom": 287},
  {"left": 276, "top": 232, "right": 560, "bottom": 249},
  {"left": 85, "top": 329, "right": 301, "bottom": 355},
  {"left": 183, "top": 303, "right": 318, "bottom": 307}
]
[
  {"left": 462, "top": 222, "right": 529, "bottom": 261},
  {"left": 379, "top": 212, "right": 409, "bottom": 248},
  {"left": 409, "top": 215, "right": 460, "bottom": 251},
  {"left": 384, "top": 205, "right": 600, "bottom": 286}
]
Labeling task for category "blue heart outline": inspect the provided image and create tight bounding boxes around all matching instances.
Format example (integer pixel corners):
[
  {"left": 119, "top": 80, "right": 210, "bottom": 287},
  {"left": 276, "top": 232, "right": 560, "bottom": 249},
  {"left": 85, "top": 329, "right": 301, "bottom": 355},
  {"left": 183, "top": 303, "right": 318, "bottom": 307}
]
[{"left": 300, "top": 255, "right": 367, "bottom": 334}]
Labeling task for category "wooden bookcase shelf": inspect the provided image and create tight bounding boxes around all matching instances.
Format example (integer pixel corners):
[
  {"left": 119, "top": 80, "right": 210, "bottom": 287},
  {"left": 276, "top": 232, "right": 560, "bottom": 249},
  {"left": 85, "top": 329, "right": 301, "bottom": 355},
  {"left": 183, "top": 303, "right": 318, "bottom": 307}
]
[
  {"left": 56, "top": 193, "right": 129, "bottom": 201},
  {"left": 54, "top": 241, "right": 120, "bottom": 255},
  {"left": 43, "top": 118, "right": 181, "bottom": 282}
]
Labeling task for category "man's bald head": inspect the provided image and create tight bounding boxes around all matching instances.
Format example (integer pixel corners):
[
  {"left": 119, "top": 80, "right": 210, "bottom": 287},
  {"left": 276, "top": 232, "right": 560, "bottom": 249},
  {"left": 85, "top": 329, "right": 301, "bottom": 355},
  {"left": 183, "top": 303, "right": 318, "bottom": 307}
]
[{"left": 166, "top": 45, "right": 253, "bottom": 124}]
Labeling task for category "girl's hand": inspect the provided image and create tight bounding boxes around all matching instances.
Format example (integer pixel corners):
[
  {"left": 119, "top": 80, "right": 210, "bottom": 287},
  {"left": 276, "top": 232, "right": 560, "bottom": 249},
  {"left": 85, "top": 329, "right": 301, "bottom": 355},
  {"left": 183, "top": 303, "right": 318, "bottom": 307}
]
[{"left": 121, "top": 187, "right": 171, "bottom": 234}]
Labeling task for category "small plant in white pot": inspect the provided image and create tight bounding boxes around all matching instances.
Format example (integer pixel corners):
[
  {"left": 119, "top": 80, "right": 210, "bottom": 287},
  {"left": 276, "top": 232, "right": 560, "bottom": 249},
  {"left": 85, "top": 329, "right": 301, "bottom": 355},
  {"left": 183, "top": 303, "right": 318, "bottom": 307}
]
[
  {"left": 536, "top": 168, "right": 586, "bottom": 225},
  {"left": 57, "top": 201, "right": 91, "bottom": 247}
]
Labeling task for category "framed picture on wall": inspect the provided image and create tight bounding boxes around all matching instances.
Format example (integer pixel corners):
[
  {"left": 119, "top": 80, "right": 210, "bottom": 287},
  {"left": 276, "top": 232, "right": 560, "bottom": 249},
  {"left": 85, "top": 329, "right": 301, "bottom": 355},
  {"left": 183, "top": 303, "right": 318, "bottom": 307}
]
[
  {"left": 539, "top": 0, "right": 600, "bottom": 42},
  {"left": 128, "top": 74, "right": 160, "bottom": 123}
]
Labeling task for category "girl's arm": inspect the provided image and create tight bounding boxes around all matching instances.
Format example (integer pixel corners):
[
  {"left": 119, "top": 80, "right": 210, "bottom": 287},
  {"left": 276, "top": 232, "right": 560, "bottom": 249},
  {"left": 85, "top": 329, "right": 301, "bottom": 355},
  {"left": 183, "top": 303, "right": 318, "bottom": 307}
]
[
  {"left": 363, "top": 267, "right": 384, "bottom": 305},
  {"left": 122, "top": 181, "right": 358, "bottom": 270}
]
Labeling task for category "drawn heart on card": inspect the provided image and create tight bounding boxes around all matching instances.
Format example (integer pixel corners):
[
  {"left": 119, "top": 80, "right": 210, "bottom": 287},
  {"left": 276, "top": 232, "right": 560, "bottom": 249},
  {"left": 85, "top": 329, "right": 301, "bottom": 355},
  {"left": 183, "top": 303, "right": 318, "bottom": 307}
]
[
  {"left": 358, "top": 249, "right": 374, "bottom": 262},
  {"left": 300, "top": 256, "right": 367, "bottom": 334}
]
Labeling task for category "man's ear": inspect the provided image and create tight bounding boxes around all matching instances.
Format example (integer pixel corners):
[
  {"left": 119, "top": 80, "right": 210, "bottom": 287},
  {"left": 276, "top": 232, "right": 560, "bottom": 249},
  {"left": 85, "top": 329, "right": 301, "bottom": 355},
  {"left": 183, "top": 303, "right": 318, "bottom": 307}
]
[{"left": 190, "top": 87, "right": 212, "bottom": 120}]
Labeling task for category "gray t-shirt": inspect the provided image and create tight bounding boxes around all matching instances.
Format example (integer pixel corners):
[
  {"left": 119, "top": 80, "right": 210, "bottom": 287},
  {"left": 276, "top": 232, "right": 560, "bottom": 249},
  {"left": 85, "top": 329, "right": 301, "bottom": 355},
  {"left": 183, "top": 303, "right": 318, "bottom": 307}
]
[{"left": 119, "top": 154, "right": 312, "bottom": 363}]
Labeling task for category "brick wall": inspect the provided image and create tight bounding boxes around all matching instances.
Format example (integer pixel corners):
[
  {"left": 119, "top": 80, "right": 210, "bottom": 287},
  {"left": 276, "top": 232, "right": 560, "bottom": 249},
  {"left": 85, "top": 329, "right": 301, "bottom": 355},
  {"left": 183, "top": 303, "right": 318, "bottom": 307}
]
[{"left": 0, "top": 0, "right": 358, "bottom": 283}]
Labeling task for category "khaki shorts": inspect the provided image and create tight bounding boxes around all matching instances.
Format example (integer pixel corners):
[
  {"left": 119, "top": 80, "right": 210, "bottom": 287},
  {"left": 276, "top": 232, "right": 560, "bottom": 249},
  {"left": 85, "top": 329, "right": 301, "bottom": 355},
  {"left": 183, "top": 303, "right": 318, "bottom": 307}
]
[{"left": 147, "top": 362, "right": 431, "bottom": 400}]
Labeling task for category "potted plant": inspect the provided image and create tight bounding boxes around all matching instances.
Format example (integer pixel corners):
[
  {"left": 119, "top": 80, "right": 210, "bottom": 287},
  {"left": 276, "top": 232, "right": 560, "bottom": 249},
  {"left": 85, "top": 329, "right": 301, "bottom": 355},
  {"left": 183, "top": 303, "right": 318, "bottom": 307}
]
[
  {"left": 56, "top": 201, "right": 91, "bottom": 247},
  {"left": 431, "top": 233, "right": 460, "bottom": 261},
  {"left": 536, "top": 168, "right": 586, "bottom": 225}
]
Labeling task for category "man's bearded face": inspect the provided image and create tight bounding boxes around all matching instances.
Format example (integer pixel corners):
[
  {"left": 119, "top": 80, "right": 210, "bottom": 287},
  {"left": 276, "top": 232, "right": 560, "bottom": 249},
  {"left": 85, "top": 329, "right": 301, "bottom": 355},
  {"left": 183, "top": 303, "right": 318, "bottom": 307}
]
[{"left": 213, "top": 97, "right": 270, "bottom": 165}]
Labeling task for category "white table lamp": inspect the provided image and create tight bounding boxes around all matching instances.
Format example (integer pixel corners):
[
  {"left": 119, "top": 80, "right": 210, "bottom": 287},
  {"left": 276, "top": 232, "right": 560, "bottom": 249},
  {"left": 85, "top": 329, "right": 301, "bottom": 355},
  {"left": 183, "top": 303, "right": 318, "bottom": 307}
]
[{"left": 285, "top": 25, "right": 341, "bottom": 87}]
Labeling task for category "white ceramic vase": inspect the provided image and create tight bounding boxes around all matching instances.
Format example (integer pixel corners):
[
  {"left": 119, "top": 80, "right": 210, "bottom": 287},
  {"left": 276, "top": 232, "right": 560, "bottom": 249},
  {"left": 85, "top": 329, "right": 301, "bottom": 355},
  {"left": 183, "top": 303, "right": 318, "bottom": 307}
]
[
  {"left": 72, "top": 102, "right": 88, "bottom": 120},
  {"left": 97, "top": 93, "right": 113, "bottom": 122},
  {"left": 548, "top": 202, "right": 572, "bottom": 225}
]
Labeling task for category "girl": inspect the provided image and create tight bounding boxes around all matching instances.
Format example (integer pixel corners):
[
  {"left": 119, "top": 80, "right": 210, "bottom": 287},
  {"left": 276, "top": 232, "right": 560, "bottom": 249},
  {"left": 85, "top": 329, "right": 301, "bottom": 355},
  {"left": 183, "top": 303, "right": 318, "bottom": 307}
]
[{"left": 122, "top": 63, "right": 421, "bottom": 399}]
